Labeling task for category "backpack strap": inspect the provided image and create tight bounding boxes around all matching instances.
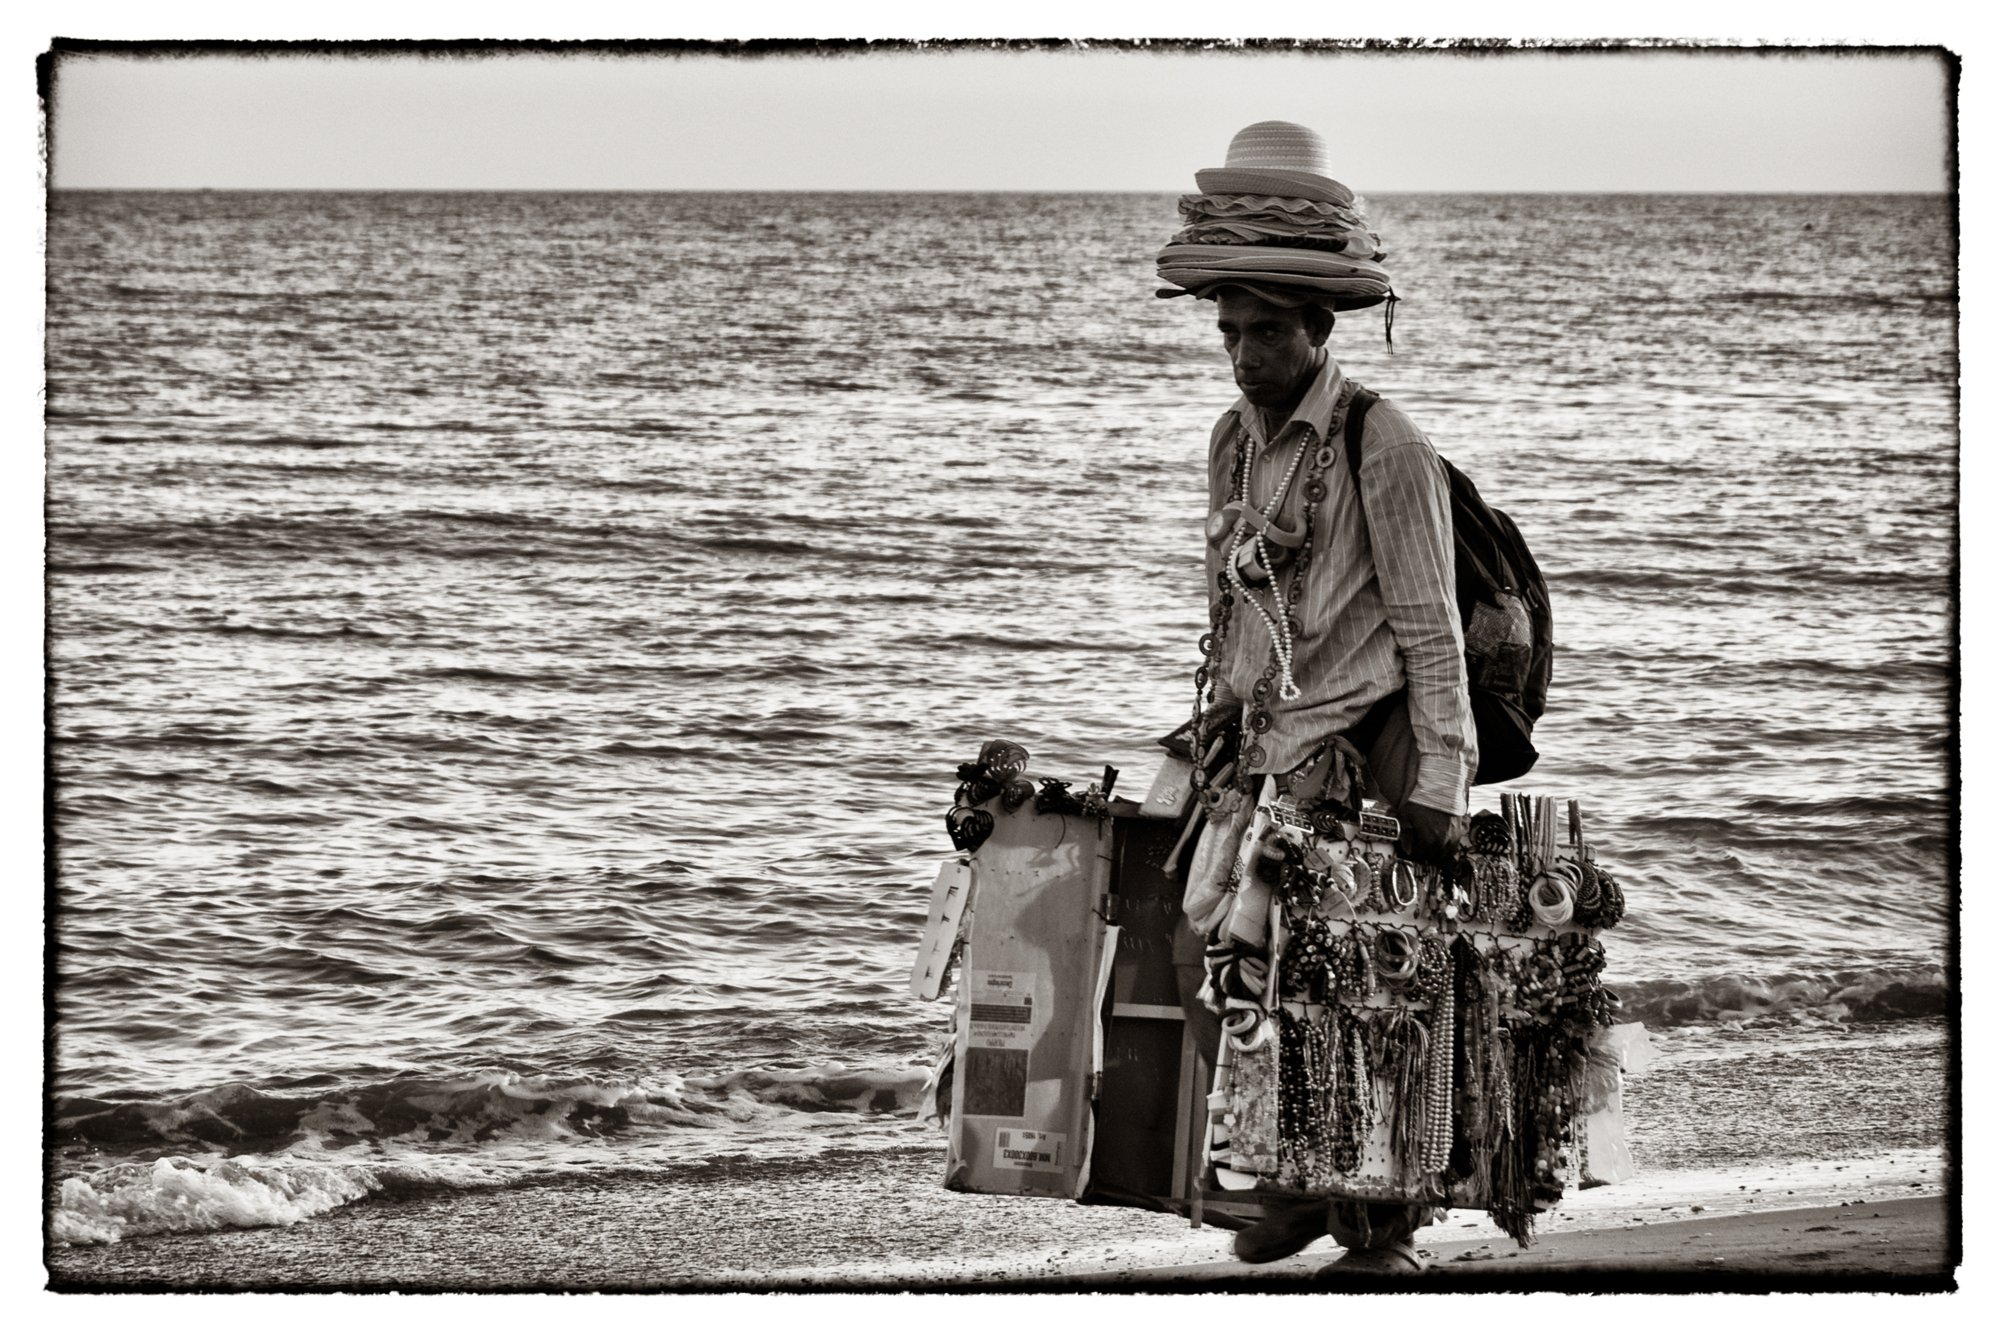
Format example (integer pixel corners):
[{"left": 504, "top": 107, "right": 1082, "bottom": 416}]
[
  {"left": 1346, "top": 386, "right": 1510, "bottom": 603},
  {"left": 1342, "top": 386, "right": 1380, "bottom": 485}
]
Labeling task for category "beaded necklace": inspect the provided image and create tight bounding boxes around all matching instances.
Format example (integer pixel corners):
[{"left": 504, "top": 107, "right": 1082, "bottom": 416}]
[
  {"left": 1193, "top": 386, "right": 1348, "bottom": 796},
  {"left": 1421, "top": 991, "right": 1456, "bottom": 1174},
  {"left": 1223, "top": 426, "right": 1315, "bottom": 702}
]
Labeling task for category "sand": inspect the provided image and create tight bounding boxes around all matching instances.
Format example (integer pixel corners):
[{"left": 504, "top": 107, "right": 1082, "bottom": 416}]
[
  {"left": 1055, "top": 1197, "right": 1952, "bottom": 1292},
  {"left": 45, "top": 1144, "right": 1955, "bottom": 1293}
]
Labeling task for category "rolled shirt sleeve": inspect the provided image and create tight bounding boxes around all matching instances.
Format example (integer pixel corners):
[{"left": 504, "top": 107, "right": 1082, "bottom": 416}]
[{"left": 1354, "top": 407, "right": 1479, "bottom": 814}]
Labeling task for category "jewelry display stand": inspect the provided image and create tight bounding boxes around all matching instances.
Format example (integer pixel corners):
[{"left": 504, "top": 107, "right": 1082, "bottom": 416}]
[{"left": 913, "top": 751, "right": 1632, "bottom": 1245}]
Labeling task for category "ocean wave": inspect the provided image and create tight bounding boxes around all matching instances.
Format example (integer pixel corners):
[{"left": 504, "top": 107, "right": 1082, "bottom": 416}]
[
  {"left": 1715, "top": 289, "right": 1952, "bottom": 310},
  {"left": 211, "top": 621, "right": 387, "bottom": 640},
  {"left": 701, "top": 534, "right": 815, "bottom": 555},
  {"left": 51, "top": 1154, "right": 454, "bottom": 1246},
  {"left": 50, "top": 960, "right": 1942, "bottom": 1172},
  {"left": 52, "top": 1065, "right": 930, "bottom": 1158},
  {"left": 1551, "top": 565, "right": 1944, "bottom": 595},
  {"left": 415, "top": 665, "right": 553, "bottom": 684},
  {"left": 916, "top": 631, "right": 1115, "bottom": 653},
  {"left": 48, "top": 1064, "right": 933, "bottom": 1244},
  {"left": 1614, "top": 963, "right": 1947, "bottom": 1028},
  {"left": 1620, "top": 800, "right": 1943, "bottom": 841},
  {"left": 204, "top": 435, "right": 359, "bottom": 450},
  {"left": 47, "top": 560, "right": 156, "bottom": 575}
]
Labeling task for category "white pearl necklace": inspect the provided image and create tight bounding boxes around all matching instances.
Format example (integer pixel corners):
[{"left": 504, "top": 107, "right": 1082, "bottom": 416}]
[{"left": 1225, "top": 419, "right": 1314, "bottom": 702}]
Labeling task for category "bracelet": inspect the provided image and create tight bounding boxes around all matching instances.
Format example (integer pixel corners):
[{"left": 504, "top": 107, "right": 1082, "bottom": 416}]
[
  {"left": 1374, "top": 926, "right": 1419, "bottom": 982},
  {"left": 1529, "top": 874, "right": 1576, "bottom": 928},
  {"left": 1386, "top": 859, "right": 1419, "bottom": 913},
  {"left": 1222, "top": 1004, "right": 1273, "bottom": 1053},
  {"left": 1574, "top": 861, "right": 1603, "bottom": 917}
]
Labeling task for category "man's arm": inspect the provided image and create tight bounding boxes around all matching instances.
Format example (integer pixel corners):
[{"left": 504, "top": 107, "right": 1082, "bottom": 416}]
[
  {"left": 1354, "top": 403, "right": 1478, "bottom": 817},
  {"left": 1202, "top": 411, "right": 1242, "bottom": 709}
]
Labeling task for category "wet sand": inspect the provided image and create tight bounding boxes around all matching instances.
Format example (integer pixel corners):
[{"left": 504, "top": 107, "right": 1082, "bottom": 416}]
[
  {"left": 1057, "top": 1196, "right": 1953, "bottom": 1292},
  {"left": 46, "top": 1144, "right": 1953, "bottom": 1293}
]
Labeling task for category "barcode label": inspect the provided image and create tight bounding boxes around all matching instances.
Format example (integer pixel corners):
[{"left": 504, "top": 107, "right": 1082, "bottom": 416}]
[{"left": 993, "top": 1128, "right": 1065, "bottom": 1173}]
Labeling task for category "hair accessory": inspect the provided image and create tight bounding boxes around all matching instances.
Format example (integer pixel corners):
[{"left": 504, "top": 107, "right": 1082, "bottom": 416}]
[
  {"left": 999, "top": 776, "right": 1035, "bottom": 813},
  {"left": 977, "top": 740, "right": 1029, "bottom": 779},
  {"left": 1359, "top": 810, "right": 1401, "bottom": 843},
  {"left": 945, "top": 805, "right": 994, "bottom": 853}
]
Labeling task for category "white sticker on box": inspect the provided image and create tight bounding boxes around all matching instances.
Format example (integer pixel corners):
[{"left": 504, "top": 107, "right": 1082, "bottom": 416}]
[
  {"left": 993, "top": 1128, "right": 1065, "bottom": 1173},
  {"left": 967, "top": 971, "right": 1034, "bottom": 1050}
]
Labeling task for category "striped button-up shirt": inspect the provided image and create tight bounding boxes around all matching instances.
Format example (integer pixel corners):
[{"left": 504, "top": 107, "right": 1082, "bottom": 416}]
[{"left": 1204, "top": 352, "right": 1477, "bottom": 815}]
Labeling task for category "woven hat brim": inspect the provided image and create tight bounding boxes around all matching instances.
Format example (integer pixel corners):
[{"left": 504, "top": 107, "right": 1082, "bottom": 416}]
[
  {"left": 1159, "top": 244, "right": 1388, "bottom": 283},
  {"left": 1195, "top": 167, "right": 1354, "bottom": 208},
  {"left": 1154, "top": 282, "right": 1323, "bottom": 309},
  {"left": 1155, "top": 268, "right": 1391, "bottom": 312}
]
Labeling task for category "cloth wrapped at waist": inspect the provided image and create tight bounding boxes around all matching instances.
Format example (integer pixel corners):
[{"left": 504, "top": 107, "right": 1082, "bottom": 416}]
[{"left": 1180, "top": 727, "right": 1376, "bottom": 937}]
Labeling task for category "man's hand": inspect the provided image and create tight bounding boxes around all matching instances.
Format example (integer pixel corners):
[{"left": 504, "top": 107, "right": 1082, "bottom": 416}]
[
  {"left": 1198, "top": 698, "right": 1241, "bottom": 739},
  {"left": 1398, "top": 804, "right": 1466, "bottom": 866}
]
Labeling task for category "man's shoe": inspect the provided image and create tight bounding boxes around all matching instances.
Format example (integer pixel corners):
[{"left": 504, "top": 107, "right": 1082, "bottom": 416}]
[
  {"left": 1312, "top": 1240, "right": 1424, "bottom": 1277},
  {"left": 1231, "top": 1201, "right": 1331, "bottom": 1263}
]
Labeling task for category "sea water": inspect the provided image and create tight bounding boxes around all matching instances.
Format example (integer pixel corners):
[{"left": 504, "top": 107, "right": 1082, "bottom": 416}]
[{"left": 45, "top": 191, "right": 1954, "bottom": 1249}]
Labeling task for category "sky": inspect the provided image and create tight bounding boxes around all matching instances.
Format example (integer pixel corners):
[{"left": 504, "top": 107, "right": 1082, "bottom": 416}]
[{"left": 46, "top": 45, "right": 1953, "bottom": 193}]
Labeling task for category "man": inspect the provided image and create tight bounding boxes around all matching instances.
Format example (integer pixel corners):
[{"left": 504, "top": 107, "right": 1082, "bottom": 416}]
[{"left": 1159, "top": 122, "right": 1478, "bottom": 1275}]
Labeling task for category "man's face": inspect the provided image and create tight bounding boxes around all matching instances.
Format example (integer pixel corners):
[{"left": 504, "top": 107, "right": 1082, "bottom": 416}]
[{"left": 1215, "top": 289, "right": 1326, "bottom": 410}]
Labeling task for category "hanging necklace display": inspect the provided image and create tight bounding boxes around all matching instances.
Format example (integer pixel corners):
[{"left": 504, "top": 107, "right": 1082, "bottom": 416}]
[
  {"left": 1372, "top": 1008, "right": 1429, "bottom": 1184},
  {"left": 1198, "top": 791, "right": 1628, "bottom": 1239},
  {"left": 1411, "top": 933, "right": 1452, "bottom": 1000}
]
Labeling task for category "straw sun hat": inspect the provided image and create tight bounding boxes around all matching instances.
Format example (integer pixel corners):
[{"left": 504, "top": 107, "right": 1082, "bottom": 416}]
[{"left": 1194, "top": 120, "right": 1358, "bottom": 207}]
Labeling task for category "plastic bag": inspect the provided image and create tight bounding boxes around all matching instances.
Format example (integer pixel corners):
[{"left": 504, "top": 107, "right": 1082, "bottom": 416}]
[{"left": 1576, "top": 1022, "right": 1652, "bottom": 1187}]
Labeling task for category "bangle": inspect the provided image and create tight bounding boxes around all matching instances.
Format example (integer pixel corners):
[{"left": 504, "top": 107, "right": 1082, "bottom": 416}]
[
  {"left": 1355, "top": 857, "right": 1383, "bottom": 912},
  {"left": 1374, "top": 926, "right": 1419, "bottom": 982},
  {"left": 1222, "top": 1004, "right": 1272, "bottom": 1053},
  {"left": 1386, "top": 860, "right": 1419, "bottom": 912},
  {"left": 1529, "top": 874, "right": 1575, "bottom": 928}
]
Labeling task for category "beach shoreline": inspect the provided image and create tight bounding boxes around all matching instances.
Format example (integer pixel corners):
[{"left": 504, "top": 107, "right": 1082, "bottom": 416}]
[
  {"left": 1033, "top": 1196, "right": 1953, "bottom": 1292},
  {"left": 46, "top": 1145, "right": 1952, "bottom": 1293}
]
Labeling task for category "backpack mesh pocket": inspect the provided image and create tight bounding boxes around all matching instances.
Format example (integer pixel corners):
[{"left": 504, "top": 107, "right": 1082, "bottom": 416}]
[{"left": 1466, "top": 593, "right": 1532, "bottom": 697}]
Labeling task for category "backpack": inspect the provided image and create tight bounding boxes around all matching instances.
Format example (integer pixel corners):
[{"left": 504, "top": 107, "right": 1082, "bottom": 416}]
[{"left": 1344, "top": 387, "right": 1552, "bottom": 785}]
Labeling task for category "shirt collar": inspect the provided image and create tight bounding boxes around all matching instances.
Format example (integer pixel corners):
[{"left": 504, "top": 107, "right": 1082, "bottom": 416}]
[{"left": 1232, "top": 352, "right": 1346, "bottom": 448}]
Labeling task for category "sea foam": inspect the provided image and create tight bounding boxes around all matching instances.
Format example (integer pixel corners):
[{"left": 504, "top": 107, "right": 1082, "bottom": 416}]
[{"left": 52, "top": 1155, "right": 441, "bottom": 1245}]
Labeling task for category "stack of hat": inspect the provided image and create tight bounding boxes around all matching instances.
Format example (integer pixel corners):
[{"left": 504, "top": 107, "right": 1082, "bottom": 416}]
[{"left": 1156, "top": 121, "right": 1393, "bottom": 313}]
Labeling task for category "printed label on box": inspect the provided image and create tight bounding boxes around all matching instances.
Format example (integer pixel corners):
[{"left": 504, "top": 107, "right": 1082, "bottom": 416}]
[
  {"left": 993, "top": 1128, "right": 1065, "bottom": 1173},
  {"left": 961, "top": 971, "right": 1033, "bottom": 1117},
  {"left": 967, "top": 971, "right": 1034, "bottom": 1050}
]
